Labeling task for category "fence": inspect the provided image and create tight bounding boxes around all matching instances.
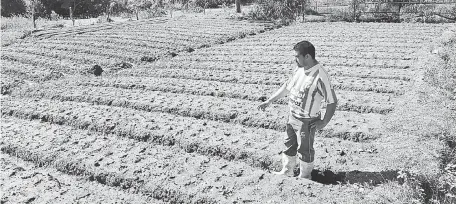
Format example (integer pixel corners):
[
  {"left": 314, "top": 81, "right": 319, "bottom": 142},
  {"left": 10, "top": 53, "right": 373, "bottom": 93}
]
[{"left": 311, "top": 0, "right": 455, "bottom": 20}]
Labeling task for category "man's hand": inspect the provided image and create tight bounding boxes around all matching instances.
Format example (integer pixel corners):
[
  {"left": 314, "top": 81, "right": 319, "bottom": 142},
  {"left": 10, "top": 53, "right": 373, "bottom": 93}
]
[
  {"left": 257, "top": 101, "right": 271, "bottom": 111},
  {"left": 311, "top": 119, "right": 327, "bottom": 130}
]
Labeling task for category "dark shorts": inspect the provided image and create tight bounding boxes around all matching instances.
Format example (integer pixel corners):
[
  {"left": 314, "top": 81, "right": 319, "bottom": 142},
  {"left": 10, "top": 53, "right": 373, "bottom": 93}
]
[{"left": 282, "top": 115, "right": 320, "bottom": 162}]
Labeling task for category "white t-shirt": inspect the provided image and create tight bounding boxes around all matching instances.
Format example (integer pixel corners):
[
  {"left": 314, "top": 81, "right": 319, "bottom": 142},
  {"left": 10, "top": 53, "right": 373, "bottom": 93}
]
[{"left": 285, "top": 64, "right": 336, "bottom": 119}]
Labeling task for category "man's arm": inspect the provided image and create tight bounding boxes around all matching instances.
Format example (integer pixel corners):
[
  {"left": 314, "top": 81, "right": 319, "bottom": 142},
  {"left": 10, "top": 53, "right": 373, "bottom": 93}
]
[
  {"left": 315, "top": 89, "right": 338, "bottom": 130},
  {"left": 257, "top": 82, "right": 290, "bottom": 111}
]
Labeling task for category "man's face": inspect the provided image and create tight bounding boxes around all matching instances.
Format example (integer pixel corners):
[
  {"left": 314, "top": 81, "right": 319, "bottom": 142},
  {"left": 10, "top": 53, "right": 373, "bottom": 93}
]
[{"left": 294, "top": 50, "right": 307, "bottom": 67}]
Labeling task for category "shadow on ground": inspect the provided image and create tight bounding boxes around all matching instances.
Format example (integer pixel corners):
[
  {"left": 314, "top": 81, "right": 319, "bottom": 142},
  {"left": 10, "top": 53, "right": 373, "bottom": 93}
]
[{"left": 303, "top": 169, "right": 400, "bottom": 185}]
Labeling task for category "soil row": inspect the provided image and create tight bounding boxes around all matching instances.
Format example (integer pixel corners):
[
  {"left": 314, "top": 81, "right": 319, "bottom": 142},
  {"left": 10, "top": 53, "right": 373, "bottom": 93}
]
[
  {"left": 2, "top": 48, "right": 118, "bottom": 68},
  {"left": 0, "top": 61, "right": 64, "bottom": 95},
  {"left": 37, "top": 38, "right": 186, "bottom": 52},
  {"left": 0, "top": 153, "right": 158, "bottom": 203},
  {"left": 174, "top": 54, "right": 414, "bottom": 68},
  {"left": 1, "top": 60, "right": 64, "bottom": 82},
  {"left": 258, "top": 23, "right": 447, "bottom": 37},
  {"left": 0, "top": 116, "right": 393, "bottom": 203},
  {"left": 8, "top": 43, "right": 141, "bottom": 64},
  {"left": 143, "top": 61, "right": 412, "bottom": 81},
  {"left": 13, "top": 81, "right": 389, "bottom": 128},
  {"left": 30, "top": 17, "right": 170, "bottom": 39},
  {"left": 1, "top": 97, "right": 387, "bottom": 180},
  {"left": 224, "top": 40, "right": 423, "bottom": 49},
  {"left": 1, "top": 75, "right": 24, "bottom": 95},
  {"left": 117, "top": 64, "right": 411, "bottom": 93},
  {"left": 42, "top": 75, "right": 397, "bottom": 114},
  {"left": 3, "top": 93, "right": 383, "bottom": 141},
  {"left": 102, "top": 73, "right": 406, "bottom": 95},
  {"left": 33, "top": 17, "right": 272, "bottom": 42},
  {"left": 1, "top": 52, "right": 86, "bottom": 76},
  {"left": 191, "top": 48, "right": 415, "bottom": 60},
  {"left": 219, "top": 43, "right": 417, "bottom": 54}
]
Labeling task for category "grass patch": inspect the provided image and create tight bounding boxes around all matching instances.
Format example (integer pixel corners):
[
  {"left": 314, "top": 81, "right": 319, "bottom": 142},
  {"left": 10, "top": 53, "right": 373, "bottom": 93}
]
[
  {"left": 1, "top": 16, "right": 64, "bottom": 46},
  {"left": 384, "top": 25, "right": 456, "bottom": 204}
]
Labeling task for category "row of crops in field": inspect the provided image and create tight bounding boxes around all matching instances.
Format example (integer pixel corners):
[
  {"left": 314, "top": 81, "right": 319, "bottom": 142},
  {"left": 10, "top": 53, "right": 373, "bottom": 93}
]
[
  {"left": 1, "top": 16, "right": 277, "bottom": 94},
  {"left": 1, "top": 17, "right": 451, "bottom": 203}
]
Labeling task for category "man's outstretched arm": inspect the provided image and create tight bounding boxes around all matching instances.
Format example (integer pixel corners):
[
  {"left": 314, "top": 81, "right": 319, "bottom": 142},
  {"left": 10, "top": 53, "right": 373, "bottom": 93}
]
[{"left": 257, "top": 82, "right": 290, "bottom": 111}]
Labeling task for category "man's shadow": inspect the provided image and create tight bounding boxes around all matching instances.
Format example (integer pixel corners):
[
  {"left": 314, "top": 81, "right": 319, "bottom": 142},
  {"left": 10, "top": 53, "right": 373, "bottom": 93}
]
[{"left": 292, "top": 169, "right": 401, "bottom": 185}]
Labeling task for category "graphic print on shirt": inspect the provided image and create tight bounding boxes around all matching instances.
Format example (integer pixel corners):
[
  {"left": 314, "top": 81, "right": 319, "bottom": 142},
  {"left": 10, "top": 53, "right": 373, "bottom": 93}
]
[{"left": 289, "top": 69, "right": 320, "bottom": 113}]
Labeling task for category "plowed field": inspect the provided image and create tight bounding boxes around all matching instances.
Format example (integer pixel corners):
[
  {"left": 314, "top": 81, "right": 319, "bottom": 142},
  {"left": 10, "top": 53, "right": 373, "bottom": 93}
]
[{"left": 1, "top": 17, "right": 451, "bottom": 203}]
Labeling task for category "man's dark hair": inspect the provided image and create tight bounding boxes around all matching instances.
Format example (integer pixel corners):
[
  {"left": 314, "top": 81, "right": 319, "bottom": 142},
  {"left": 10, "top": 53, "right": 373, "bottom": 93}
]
[{"left": 293, "top": 41, "right": 315, "bottom": 59}]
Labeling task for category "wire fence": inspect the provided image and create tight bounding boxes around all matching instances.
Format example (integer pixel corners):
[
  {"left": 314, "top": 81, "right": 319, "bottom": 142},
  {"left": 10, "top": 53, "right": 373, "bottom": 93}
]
[{"left": 311, "top": 0, "right": 456, "bottom": 16}]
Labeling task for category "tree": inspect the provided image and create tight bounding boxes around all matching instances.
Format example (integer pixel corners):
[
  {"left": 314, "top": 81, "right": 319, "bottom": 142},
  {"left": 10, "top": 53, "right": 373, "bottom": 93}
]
[
  {"left": 126, "top": 0, "right": 154, "bottom": 20},
  {"left": 350, "top": 0, "right": 364, "bottom": 22},
  {"left": 1, "top": 0, "right": 27, "bottom": 17}
]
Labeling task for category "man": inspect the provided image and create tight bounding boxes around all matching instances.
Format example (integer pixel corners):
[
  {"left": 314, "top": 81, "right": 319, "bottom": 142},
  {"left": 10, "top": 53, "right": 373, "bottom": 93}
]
[{"left": 257, "top": 41, "right": 337, "bottom": 179}]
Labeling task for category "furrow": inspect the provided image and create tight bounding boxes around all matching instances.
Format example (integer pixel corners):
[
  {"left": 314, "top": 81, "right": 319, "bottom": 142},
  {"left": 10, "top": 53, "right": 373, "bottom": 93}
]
[
  {"left": 1, "top": 103, "right": 391, "bottom": 178},
  {"left": 1, "top": 51, "right": 87, "bottom": 75},
  {"left": 13, "top": 82, "right": 389, "bottom": 132},
  {"left": 191, "top": 48, "right": 416, "bottom": 60},
  {"left": 125, "top": 61, "right": 411, "bottom": 81},
  {"left": 0, "top": 116, "right": 393, "bottom": 203},
  {"left": 100, "top": 73, "right": 405, "bottom": 96},
  {"left": 172, "top": 55, "right": 413, "bottom": 69},
  {"left": 32, "top": 18, "right": 170, "bottom": 39},
  {"left": 10, "top": 42, "right": 147, "bottom": 62},
  {"left": 0, "top": 152, "right": 159, "bottom": 203},
  {"left": 119, "top": 63, "right": 411, "bottom": 88},
  {"left": 224, "top": 41, "right": 423, "bottom": 49},
  {"left": 0, "top": 96, "right": 380, "bottom": 178},
  {"left": 0, "top": 59, "right": 64, "bottom": 82},
  {"left": 218, "top": 44, "right": 417, "bottom": 54},
  {"left": 3, "top": 94, "right": 382, "bottom": 141},
  {"left": 44, "top": 35, "right": 190, "bottom": 50},
  {"left": 3, "top": 47, "right": 123, "bottom": 67},
  {"left": 34, "top": 39, "right": 166, "bottom": 55},
  {"left": 40, "top": 76, "right": 396, "bottom": 114}
]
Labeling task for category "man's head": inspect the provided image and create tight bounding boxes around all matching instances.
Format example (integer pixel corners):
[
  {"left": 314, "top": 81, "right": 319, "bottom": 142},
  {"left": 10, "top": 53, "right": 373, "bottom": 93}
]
[{"left": 293, "top": 41, "right": 316, "bottom": 68}]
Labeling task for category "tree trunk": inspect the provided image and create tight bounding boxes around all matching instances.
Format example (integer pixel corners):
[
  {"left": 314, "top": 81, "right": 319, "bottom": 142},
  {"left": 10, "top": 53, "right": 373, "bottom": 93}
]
[
  {"left": 32, "top": 0, "right": 36, "bottom": 29},
  {"left": 69, "top": 7, "right": 74, "bottom": 26},
  {"left": 135, "top": 7, "right": 139, "bottom": 20},
  {"left": 353, "top": 0, "right": 356, "bottom": 22},
  {"left": 107, "top": 6, "right": 110, "bottom": 22},
  {"left": 72, "top": 1, "right": 76, "bottom": 25},
  {"left": 302, "top": 0, "right": 306, "bottom": 22},
  {"left": 235, "top": 0, "right": 241, "bottom": 13}
]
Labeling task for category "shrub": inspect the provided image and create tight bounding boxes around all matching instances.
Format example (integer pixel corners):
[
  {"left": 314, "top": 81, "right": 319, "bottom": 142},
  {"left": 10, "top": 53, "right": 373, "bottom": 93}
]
[
  {"left": 426, "top": 26, "right": 456, "bottom": 96},
  {"left": 423, "top": 25, "right": 456, "bottom": 204},
  {"left": 193, "top": 0, "right": 231, "bottom": 9},
  {"left": 247, "top": 0, "right": 302, "bottom": 21},
  {"left": 326, "top": 7, "right": 353, "bottom": 22},
  {"left": 138, "top": 7, "right": 167, "bottom": 19}
]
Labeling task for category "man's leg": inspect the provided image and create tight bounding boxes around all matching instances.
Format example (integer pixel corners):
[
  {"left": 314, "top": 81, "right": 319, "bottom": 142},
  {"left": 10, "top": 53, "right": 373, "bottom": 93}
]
[
  {"left": 274, "top": 120, "right": 301, "bottom": 176},
  {"left": 283, "top": 123, "right": 299, "bottom": 156},
  {"left": 297, "top": 119, "right": 317, "bottom": 179}
]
